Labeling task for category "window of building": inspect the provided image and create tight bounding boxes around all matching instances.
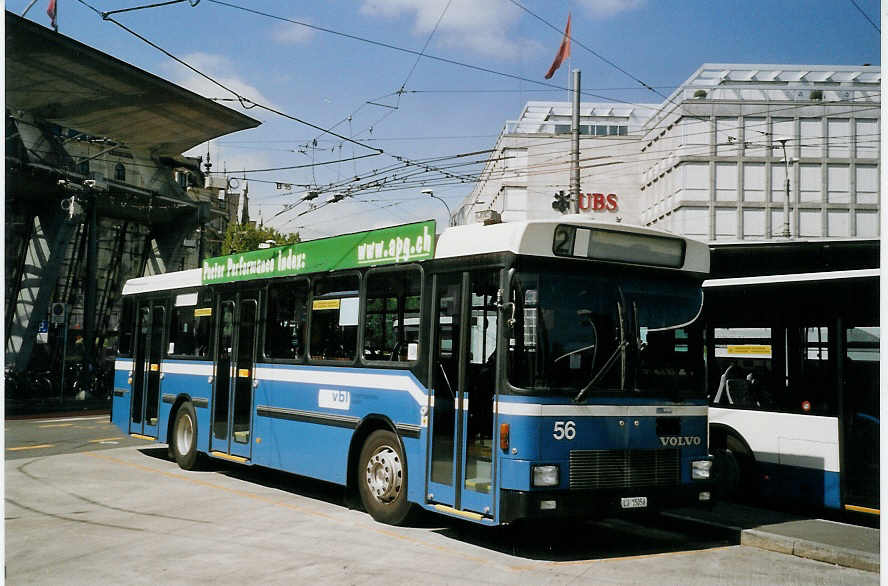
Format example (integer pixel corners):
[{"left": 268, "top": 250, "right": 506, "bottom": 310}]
[
  {"left": 800, "top": 119, "right": 821, "bottom": 158},
  {"left": 114, "top": 163, "right": 126, "bottom": 182},
  {"left": 827, "top": 210, "right": 850, "bottom": 237},
  {"left": 856, "top": 165, "right": 878, "bottom": 204},
  {"left": 771, "top": 164, "right": 788, "bottom": 203},
  {"left": 715, "top": 208, "right": 737, "bottom": 240},
  {"left": 743, "top": 117, "right": 767, "bottom": 157},
  {"left": 743, "top": 163, "right": 765, "bottom": 202},
  {"left": 716, "top": 117, "right": 738, "bottom": 156},
  {"left": 799, "top": 164, "right": 822, "bottom": 202},
  {"left": 855, "top": 211, "right": 879, "bottom": 238},
  {"left": 168, "top": 290, "right": 213, "bottom": 358},
  {"left": 856, "top": 119, "right": 879, "bottom": 159},
  {"left": 310, "top": 274, "right": 359, "bottom": 361},
  {"left": 363, "top": 269, "right": 421, "bottom": 362},
  {"left": 797, "top": 210, "right": 821, "bottom": 237},
  {"left": 742, "top": 209, "right": 765, "bottom": 237},
  {"left": 715, "top": 163, "right": 738, "bottom": 201},
  {"left": 827, "top": 119, "right": 850, "bottom": 158},
  {"left": 827, "top": 164, "right": 850, "bottom": 203},
  {"left": 265, "top": 279, "right": 309, "bottom": 360}
]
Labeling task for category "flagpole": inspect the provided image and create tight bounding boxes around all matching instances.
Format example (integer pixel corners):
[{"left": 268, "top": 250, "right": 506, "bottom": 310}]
[{"left": 571, "top": 69, "right": 581, "bottom": 213}]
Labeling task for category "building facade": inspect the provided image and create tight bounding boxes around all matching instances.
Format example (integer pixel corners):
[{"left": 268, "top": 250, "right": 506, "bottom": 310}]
[
  {"left": 640, "top": 64, "right": 880, "bottom": 240},
  {"left": 454, "top": 64, "right": 881, "bottom": 242},
  {"left": 453, "top": 101, "right": 657, "bottom": 226}
]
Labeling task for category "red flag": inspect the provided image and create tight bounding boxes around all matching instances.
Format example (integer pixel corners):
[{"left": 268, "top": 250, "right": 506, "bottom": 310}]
[
  {"left": 544, "top": 13, "right": 571, "bottom": 79},
  {"left": 46, "top": 0, "right": 58, "bottom": 31}
]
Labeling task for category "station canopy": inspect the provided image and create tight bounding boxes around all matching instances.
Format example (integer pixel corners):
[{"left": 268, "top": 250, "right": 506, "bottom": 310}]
[{"left": 5, "top": 11, "right": 260, "bottom": 156}]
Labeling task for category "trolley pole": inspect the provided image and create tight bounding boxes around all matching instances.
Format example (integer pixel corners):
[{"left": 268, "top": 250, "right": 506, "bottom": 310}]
[{"left": 571, "top": 69, "right": 581, "bottom": 213}]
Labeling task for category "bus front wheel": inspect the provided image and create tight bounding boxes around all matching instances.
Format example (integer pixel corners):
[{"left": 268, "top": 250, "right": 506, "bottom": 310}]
[
  {"left": 357, "top": 430, "right": 411, "bottom": 524},
  {"left": 171, "top": 401, "right": 200, "bottom": 470}
]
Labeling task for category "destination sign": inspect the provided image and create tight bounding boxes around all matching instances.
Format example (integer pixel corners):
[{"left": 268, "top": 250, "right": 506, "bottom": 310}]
[{"left": 201, "top": 220, "right": 436, "bottom": 285}]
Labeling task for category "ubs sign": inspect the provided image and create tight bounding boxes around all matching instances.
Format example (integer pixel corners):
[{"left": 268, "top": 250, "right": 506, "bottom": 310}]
[{"left": 579, "top": 192, "right": 618, "bottom": 212}]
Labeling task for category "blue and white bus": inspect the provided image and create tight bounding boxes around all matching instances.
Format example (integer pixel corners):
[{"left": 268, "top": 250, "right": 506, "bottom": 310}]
[
  {"left": 704, "top": 239, "right": 879, "bottom": 516},
  {"left": 112, "top": 217, "right": 713, "bottom": 525}
]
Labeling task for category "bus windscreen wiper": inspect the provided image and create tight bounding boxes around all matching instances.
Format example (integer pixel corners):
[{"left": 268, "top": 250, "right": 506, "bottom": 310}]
[{"left": 572, "top": 339, "right": 628, "bottom": 403}]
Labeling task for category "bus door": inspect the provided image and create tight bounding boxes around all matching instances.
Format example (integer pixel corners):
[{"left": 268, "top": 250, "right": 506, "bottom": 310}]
[
  {"left": 211, "top": 290, "right": 259, "bottom": 460},
  {"left": 427, "top": 270, "right": 498, "bottom": 518},
  {"left": 841, "top": 324, "right": 880, "bottom": 512},
  {"left": 130, "top": 301, "right": 165, "bottom": 438}
]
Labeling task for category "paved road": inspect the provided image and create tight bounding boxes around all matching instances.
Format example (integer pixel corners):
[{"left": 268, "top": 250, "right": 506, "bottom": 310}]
[
  {"left": 4, "top": 417, "right": 877, "bottom": 585},
  {"left": 5, "top": 414, "right": 145, "bottom": 459}
]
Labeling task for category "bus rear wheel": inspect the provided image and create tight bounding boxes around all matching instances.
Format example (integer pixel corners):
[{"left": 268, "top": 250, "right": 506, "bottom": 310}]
[
  {"left": 357, "top": 430, "right": 411, "bottom": 525},
  {"left": 171, "top": 401, "right": 201, "bottom": 471}
]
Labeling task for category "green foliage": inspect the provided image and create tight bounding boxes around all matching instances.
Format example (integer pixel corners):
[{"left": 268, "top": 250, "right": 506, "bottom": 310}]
[{"left": 221, "top": 223, "right": 300, "bottom": 254}]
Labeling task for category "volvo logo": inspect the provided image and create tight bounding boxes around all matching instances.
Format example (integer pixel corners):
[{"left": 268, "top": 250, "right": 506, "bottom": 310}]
[{"left": 659, "top": 436, "right": 702, "bottom": 447}]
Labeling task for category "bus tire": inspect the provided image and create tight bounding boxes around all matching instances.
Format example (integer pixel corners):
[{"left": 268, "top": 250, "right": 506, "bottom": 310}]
[
  {"left": 357, "top": 430, "right": 411, "bottom": 525},
  {"left": 171, "top": 401, "right": 200, "bottom": 471},
  {"left": 713, "top": 444, "right": 754, "bottom": 501}
]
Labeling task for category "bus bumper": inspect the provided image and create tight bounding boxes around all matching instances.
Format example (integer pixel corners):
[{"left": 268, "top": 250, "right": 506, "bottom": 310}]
[{"left": 499, "top": 484, "right": 714, "bottom": 524}]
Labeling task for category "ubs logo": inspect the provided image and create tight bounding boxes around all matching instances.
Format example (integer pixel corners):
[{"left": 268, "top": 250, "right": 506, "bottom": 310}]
[{"left": 659, "top": 436, "right": 702, "bottom": 447}]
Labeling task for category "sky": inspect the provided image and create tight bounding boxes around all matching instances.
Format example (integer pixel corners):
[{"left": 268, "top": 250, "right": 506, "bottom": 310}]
[{"left": 10, "top": 0, "right": 882, "bottom": 239}]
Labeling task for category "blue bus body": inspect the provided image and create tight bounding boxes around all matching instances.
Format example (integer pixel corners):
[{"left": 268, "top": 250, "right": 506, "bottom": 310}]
[{"left": 111, "top": 219, "right": 714, "bottom": 525}]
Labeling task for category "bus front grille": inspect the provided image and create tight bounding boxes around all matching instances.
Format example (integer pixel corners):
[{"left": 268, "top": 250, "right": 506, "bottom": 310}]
[{"left": 569, "top": 449, "right": 681, "bottom": 490}]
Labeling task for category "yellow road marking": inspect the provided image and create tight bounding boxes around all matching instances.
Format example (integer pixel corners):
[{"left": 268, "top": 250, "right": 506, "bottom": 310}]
[
  {"left": 7, "top": 444, "right": 55, "bottom": 451},
  {"left": 845, "top": 504, "right": 880, "bottom": 515},
  {"left": 39, "top": 423, "right": 73, "bottom": 429},
  {"left": 88, "top": 437, "right": 124, "bottom": 443},
  {"left": 129, "top": 434, "right": 155, "bottom": 441}
]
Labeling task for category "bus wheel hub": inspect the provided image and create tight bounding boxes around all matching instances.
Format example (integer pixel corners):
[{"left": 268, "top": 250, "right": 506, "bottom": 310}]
[{"left": 366, "top": 446, "right": 402, "bottom": 503}]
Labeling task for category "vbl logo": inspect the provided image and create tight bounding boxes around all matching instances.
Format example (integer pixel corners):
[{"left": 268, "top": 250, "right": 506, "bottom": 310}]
[{"left": 579, "top": 193, "right": 618, "bottom": 212}]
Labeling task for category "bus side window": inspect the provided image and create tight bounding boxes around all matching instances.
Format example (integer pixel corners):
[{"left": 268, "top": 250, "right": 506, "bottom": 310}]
[
  {"left": 118, "top": 297, "right": 135, "bottom": 357},
  {"left": 310, "top": 274, "right": 359, "bottom": 361},
  {"left": 265, "top": 279, "right": 308, "bottom": 360},
  {"left": 169, "top": 290, "right": 214, "bottom": 359},
  {"left": 363, "top": 268, "right": 421, "bottom": 362}
]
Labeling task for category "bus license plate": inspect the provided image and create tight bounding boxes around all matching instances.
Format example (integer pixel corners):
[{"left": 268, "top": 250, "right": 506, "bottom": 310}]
[{"left": 620, "top": 497, "right": 647, "bottom": 509}]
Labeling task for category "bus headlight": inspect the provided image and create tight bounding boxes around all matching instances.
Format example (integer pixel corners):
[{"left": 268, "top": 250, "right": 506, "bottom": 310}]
[
  {"left": 691, "top": 460, "right": 712, "bottom": 480},
  {"left": 532, "top": 465, "right": 559, "bottom": 487}
]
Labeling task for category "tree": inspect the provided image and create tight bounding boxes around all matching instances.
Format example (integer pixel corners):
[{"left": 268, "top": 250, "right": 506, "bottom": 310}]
[{"left": 221, "top": 222, "right": 300, "bottom": 254}]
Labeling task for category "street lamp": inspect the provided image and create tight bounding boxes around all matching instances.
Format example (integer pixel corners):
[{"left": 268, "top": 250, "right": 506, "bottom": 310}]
[
  {"left": 422, "top": 189, "right": 452, "bottom": 226},
  {"left": 775, "top": 137, "right": 796, "bottom": 239}
]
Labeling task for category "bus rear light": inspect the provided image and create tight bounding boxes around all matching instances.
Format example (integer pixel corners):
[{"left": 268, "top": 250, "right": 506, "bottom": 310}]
[{"left": 500, "top": 423, "right": 510, "bottom": 451}]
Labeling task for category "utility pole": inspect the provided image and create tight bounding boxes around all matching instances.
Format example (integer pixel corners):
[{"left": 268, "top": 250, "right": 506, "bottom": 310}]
[
  {"left": 571, "top": 69, "right": 581, "bottom": 213},
  {"left": 777, "top": 138, "right": 792, "bottom": 238}
]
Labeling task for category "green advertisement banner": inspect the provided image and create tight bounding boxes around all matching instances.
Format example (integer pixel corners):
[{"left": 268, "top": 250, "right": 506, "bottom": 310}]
[{"left": 201, "top": 220, "right": 436, "bottom": 285}]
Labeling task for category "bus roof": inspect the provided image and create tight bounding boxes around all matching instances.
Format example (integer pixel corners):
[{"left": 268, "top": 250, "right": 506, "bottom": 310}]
[
  {"left": 121, "top": 268, "right": 201, "bottom": 296},
  {"left": 121, "top": 218, "right": 709, "bottom": 295},
  {"left": 435, "top": 216, "right": 709, "bottom": 273}
]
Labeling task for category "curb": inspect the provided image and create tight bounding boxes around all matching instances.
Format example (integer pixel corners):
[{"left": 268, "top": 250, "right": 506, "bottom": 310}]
[
  {"left": 663, "top": 511, "right": 878, "bottom": 573},
  {"left": 741, "top": 529, "right": 879, "bottom": 573}
]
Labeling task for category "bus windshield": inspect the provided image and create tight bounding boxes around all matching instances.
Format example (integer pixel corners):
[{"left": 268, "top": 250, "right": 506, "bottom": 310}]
[{"left": 508, "top": 263, "right": 704, "bottom": 398}]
